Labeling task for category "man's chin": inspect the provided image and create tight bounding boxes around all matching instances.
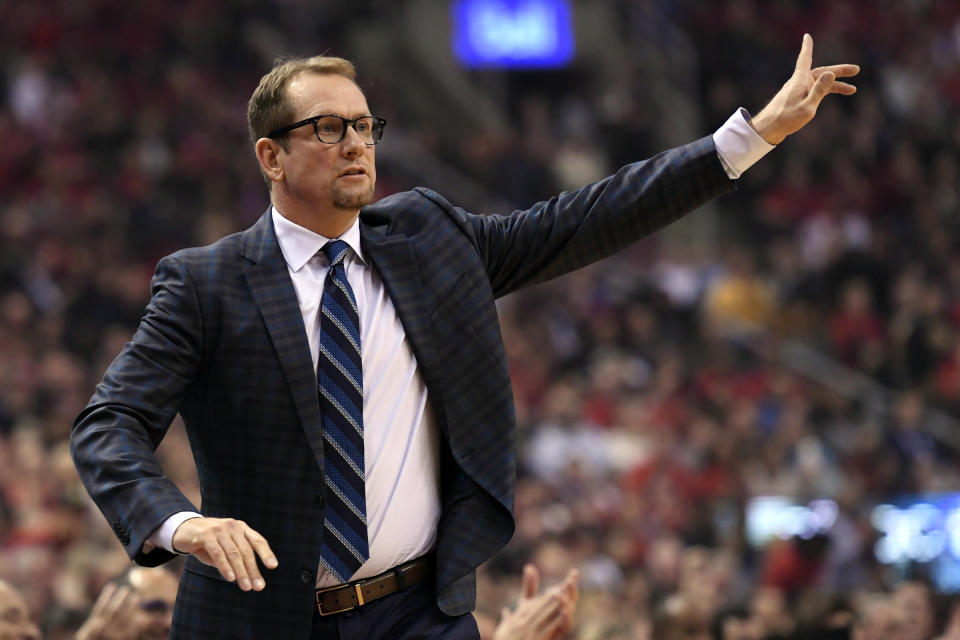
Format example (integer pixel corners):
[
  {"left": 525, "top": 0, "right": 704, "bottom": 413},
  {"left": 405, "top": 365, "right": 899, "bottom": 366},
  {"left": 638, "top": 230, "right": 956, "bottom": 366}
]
[{"left": 331, "top": 184, "right": 375, "bottom": 210}]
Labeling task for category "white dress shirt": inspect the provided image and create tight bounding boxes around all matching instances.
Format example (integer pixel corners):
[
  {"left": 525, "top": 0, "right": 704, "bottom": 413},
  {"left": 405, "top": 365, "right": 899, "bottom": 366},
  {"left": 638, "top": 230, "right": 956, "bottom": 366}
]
[
  {"left": 147, "top": 107, "right": 773, "bottom": 583},
  {"left": 150, "top": 211, "right": 443, "bottom": 588}
]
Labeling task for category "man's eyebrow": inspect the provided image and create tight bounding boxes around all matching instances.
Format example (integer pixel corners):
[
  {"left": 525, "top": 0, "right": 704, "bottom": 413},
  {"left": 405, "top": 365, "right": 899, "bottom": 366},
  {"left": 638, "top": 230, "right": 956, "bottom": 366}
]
[{"left": 309, "top": 111, "right": 373, "bottom": 119}]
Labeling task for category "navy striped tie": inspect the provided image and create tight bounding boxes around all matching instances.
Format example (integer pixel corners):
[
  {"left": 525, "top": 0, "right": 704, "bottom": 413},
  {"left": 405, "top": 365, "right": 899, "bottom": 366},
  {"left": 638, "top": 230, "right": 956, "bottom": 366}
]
[{"left": 317, "top": 239, "right": 368, "bottom": 583}]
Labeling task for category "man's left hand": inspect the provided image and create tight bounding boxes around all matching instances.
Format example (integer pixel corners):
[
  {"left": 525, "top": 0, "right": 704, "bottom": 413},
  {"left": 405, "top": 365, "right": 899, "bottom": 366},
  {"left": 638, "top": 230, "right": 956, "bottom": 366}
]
[{"left": 750, "top": 34, "right": 859, "bottom": 145}]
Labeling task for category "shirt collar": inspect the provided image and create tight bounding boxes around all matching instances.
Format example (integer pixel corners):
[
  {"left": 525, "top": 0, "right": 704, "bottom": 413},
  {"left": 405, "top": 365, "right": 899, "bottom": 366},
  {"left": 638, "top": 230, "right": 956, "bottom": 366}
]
[{"left": 271, "top": 207, "right": 365, "bottom": 272}]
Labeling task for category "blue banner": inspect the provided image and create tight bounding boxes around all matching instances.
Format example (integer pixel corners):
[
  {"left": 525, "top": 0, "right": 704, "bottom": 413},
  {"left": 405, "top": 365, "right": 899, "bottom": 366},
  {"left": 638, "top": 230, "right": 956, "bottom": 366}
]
[{"left": 452, "top": 0, "right": 575, "bottom": 69}]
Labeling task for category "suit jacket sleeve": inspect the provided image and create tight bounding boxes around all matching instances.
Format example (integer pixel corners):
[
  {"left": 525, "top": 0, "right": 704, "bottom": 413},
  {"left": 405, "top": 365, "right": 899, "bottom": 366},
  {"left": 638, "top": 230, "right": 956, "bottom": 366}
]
[
  {"left": 436, "top": 135, "right": 734, "bottom": 298},
  {"left": 70, "top": 254, "right": 203, "bottom": 565}
]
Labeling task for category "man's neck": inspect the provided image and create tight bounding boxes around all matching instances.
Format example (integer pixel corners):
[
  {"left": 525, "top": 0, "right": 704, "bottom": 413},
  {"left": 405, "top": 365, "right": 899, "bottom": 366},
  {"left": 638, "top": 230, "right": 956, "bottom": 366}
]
[{"left": 272, "top": 197, "right": 359, "bottom": 239}]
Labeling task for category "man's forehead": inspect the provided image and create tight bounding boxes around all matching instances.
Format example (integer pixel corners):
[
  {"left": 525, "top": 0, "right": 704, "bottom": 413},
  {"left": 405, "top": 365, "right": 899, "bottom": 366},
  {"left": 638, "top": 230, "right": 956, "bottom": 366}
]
[{"left": 287, "top": 72, "right": 369, "bottom": 117}]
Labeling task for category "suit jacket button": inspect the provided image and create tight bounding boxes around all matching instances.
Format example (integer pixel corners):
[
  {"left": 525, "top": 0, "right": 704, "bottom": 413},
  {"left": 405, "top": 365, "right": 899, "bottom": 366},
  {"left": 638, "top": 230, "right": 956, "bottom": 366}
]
[
  {"left": 313, "top": 494, "right": 324, "bottom": 508},
  {"left": 120, "top": 533, "right": 131, "bottom": 545},
  {"left": 300, "top": 570, "right": 313, "bottom": 585}
]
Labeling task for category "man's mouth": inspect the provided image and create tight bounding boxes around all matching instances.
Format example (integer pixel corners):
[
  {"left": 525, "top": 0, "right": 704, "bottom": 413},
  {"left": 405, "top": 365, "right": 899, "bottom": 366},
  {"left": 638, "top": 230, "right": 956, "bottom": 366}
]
[{"left": 339, "top": 167, "right": 367, "bottom": 177}]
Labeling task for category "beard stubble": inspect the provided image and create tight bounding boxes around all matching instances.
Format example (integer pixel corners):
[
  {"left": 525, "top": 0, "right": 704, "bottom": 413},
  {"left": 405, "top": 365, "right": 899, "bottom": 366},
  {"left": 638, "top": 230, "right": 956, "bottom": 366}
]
[{"left": 330, "top": 179, "right": 375, "bottom": 211}]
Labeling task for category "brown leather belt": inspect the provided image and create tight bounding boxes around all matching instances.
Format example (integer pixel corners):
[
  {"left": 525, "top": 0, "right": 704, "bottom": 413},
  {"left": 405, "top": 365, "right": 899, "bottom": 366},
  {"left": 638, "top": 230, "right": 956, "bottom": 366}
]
[{"left": 315, "top": 556, "right": 433, "bottom": 616}]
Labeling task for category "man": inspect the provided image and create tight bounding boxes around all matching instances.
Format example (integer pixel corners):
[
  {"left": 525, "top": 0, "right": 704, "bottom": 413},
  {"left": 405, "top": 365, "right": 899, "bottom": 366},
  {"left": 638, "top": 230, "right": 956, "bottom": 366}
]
[
  {"left": 71, "top": 36, "right": 858, "bottom": 637},
  {"left": 0, "top": 580, "right": 41, "bottom": 640},
  {"left": 75, "top": 566, "right": 179, "bottom": 640}
]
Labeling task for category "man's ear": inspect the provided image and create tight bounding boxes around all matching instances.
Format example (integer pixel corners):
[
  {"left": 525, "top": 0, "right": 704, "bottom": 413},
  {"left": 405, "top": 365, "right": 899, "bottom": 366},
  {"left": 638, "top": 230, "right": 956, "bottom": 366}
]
[{"left": 255, "top": 138, "right": 284, "bottom": 184}]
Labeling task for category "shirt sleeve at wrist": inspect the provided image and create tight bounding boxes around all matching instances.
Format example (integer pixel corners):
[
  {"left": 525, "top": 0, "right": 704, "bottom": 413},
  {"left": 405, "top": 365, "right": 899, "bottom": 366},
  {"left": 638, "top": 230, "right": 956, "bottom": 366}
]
[
  {"left": 147, "top": 511, "right": 204, "bottom": 554},
  {"left": 713, "top": 107, "right": 776, "bottom": 179}
]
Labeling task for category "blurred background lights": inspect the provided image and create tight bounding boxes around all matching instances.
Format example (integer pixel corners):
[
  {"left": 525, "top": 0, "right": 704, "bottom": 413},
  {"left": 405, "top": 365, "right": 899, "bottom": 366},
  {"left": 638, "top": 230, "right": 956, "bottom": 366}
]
[
  {"left": 873, "top": 502, "right": 949, "bottom": 564},
  {"left": 746, "top": 497, "right": 838, "bottom": 547},
  {"left": 452, "top": 0, "right": 574, "bottom": 68}
]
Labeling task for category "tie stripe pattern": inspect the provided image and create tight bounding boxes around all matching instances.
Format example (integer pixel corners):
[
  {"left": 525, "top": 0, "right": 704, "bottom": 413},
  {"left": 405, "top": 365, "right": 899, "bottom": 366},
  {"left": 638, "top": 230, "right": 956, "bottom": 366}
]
[{"left": 317, "top": 239, "right": 369, "bottom": 583}]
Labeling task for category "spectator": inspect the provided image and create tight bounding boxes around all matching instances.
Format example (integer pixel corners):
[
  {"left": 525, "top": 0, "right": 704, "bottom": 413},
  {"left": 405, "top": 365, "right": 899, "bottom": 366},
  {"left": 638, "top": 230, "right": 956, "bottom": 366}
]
[
  {"left": 852, "top": 595, "right": 909, "bottom": 640},
  {"left": 894, "top": 580, "right": 936, "bottom": 640},
  {"left": 649, "top": 593, "right": 711, "bottom": 640},
  {"left": 74, "top": 566, "right": 178, "bottom": 640},
  {"left": 0, "top": 579, "right": 41, "bottom": 640}
]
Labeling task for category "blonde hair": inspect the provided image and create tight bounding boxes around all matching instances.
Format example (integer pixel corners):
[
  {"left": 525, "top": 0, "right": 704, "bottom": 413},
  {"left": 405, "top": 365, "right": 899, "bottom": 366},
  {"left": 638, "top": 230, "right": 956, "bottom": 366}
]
[
  {"left": 247, "top": 55, "right": 358, "bottom": 184},
  {"left": 247, "top": 56, "right": 357, "bottom": 144}
]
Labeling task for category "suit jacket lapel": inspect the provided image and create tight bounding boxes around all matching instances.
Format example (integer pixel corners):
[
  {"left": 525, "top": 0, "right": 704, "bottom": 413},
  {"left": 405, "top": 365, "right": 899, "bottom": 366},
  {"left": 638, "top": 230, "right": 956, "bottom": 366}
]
[
  {"left": 360, "top": 221, "right": 444, "bottom": 417},
  {"left": 241, "top": 211, "right": 325, "bottom": 472},
  {"left": 238, "top": 211, "right": 446, "bottom": 472}
]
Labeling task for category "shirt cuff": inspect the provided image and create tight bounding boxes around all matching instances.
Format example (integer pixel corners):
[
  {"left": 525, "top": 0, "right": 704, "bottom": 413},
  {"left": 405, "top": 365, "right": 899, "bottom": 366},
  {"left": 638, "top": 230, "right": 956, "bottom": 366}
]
[
  {"left": 147, "top": 511, "right": 204, "bottom": 554},
  {"left": 713, "top": 107, "right": 776, "bottom": 179}
]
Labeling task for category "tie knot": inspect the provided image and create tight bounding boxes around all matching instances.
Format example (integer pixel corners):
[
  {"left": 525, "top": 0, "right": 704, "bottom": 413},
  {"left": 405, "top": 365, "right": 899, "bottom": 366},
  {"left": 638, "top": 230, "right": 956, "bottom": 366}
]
[{"left": 322, "top": 240, "right": 350, "bottom": 267}]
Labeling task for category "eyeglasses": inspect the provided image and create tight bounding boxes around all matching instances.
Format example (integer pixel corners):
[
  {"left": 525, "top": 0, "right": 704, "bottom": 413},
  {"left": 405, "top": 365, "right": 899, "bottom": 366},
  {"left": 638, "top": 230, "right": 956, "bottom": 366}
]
[{"left": 267, "top": 114, "right": 386, "bottom": 145}]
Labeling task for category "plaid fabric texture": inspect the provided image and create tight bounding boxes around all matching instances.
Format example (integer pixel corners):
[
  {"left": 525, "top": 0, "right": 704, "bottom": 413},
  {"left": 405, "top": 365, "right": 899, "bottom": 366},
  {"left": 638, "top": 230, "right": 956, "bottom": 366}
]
[{"left": 70, "top": 136, "right": 734, "bottom": 638}]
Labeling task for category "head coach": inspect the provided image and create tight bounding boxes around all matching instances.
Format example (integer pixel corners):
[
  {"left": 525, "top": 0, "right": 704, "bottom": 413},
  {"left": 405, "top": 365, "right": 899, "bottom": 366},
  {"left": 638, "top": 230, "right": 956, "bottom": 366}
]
[{"left": 70, "top": 37, "right": 858, "bottom": 638}]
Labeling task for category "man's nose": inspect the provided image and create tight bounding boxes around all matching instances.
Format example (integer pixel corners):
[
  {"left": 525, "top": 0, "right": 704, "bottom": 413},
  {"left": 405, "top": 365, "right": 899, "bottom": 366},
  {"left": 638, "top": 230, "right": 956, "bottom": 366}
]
[{"left": 340, "top": 125, "right": 366, "bottom": 157}]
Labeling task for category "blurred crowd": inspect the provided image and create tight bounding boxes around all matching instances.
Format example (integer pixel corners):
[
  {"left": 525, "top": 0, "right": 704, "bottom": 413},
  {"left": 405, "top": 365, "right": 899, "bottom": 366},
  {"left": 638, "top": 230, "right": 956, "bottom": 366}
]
[{"left": 2, "top": 0, "right": 960, "bottom": 637}]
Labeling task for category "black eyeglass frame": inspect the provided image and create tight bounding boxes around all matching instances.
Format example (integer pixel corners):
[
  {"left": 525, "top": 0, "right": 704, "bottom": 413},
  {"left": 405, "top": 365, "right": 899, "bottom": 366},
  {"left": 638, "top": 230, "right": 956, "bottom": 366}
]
[{"left": 266, "top": 114, "right": 387, "bottom": 145}]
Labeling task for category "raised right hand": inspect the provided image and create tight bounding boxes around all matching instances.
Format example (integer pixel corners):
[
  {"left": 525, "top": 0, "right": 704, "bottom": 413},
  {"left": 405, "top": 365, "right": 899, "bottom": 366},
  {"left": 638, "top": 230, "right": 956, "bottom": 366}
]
[
  {"left": 172, "top": 517, "right": 278, "bottom": 592},
  {"left": 749, "top": 34, "right": 859, "bottom": 145}
]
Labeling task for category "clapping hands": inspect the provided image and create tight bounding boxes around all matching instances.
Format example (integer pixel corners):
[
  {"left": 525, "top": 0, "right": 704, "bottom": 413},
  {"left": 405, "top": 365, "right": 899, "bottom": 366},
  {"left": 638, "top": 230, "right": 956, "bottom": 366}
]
[
  {"left": 74, "top": 583, "right": 139, "bottom": 640},
  {"left": 493, "top": 564, "right": 579, "bottom": 640}
]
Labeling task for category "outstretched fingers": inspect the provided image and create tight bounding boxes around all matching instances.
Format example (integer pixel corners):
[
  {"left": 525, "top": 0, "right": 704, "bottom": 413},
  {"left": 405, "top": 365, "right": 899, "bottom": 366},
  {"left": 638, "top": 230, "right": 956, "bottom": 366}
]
[
  {"left": 813, "top": 64, "right": 860, "bottom": 79},
  {"left": 813, "top": 65, "right": 860, "bottom": 97},
  {"left": 828, "top": 81, "right": 858, "bottom": 95},
  {"left": 795, "top": 33, "right": 814, "bottom": 74},
  {"left": 803, "top": 70, "right": 836, "bottom": 108}
]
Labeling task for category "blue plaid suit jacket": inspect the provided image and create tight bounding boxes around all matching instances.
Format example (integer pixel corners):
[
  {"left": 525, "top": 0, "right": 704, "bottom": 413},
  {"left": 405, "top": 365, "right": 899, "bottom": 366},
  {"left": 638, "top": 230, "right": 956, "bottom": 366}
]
[{"left": 71, "top": 136, "right": 734, "bottom": 637}]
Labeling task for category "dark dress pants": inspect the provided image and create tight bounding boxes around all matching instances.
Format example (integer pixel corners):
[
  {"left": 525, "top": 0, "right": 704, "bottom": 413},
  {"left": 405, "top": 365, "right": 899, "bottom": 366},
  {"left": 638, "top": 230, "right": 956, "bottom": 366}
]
[{"left": 311, "top": 579, "right": 480, "bottom": 639}]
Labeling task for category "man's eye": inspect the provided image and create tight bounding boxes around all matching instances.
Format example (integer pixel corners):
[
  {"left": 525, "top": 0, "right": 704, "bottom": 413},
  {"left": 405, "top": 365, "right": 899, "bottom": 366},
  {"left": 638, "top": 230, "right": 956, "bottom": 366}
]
[{"left": 355, "top": 121, "right": 370, "bottom": 132}]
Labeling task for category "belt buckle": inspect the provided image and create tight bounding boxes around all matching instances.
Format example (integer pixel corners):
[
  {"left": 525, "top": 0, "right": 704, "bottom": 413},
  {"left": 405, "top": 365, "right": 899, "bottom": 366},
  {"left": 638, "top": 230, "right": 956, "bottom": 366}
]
[{"left": 315, "top": 582, "right": 366, "bottom": 616}]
